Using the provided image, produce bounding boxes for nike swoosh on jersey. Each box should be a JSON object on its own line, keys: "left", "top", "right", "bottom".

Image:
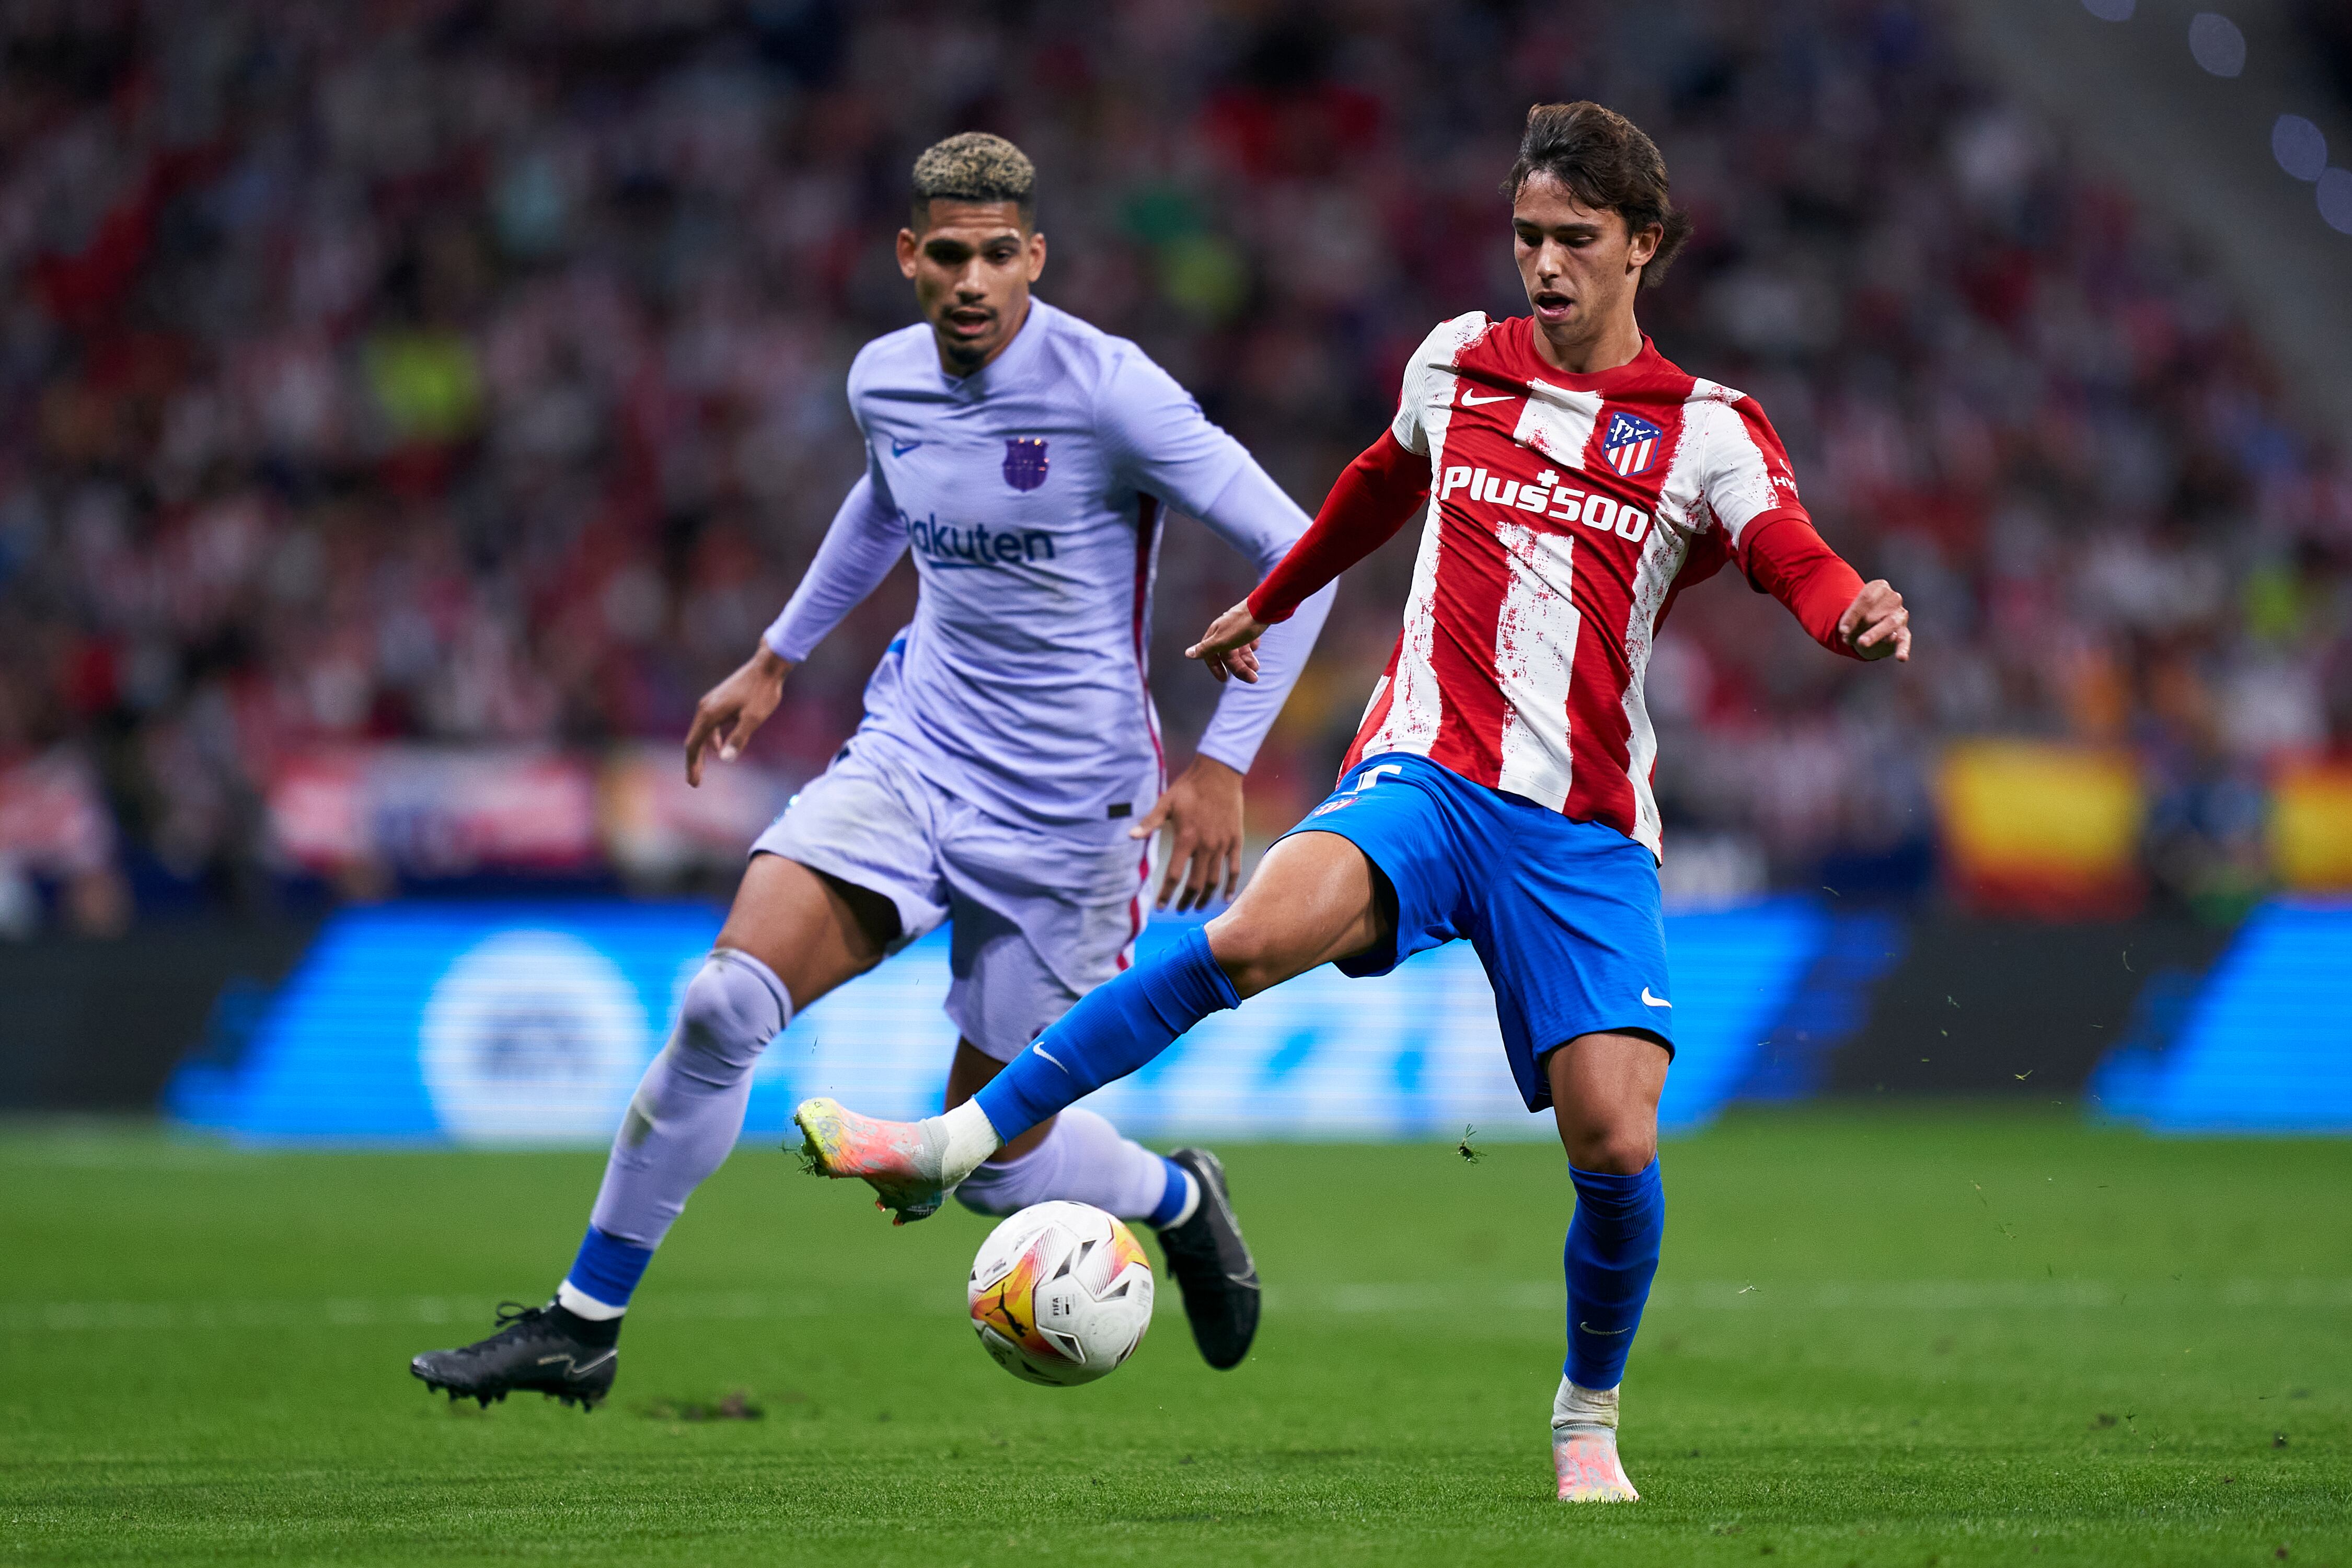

{"left": 1640, "top": 987, "right": 1672, "bottom": 1008}
{"left": 891, "top": 439, "right": 923, "bottom": 455}
{"left": 1458, "top": 389, "right": 1516, "bottom": 406}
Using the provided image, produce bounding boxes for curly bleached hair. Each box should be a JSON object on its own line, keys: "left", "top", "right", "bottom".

{"left": 911, "top": 133, "right": 1036, "bottom": 225}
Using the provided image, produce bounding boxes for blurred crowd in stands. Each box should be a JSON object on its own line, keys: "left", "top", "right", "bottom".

{"left": 2, "top": 0, "right": 2348, "bottom": 933}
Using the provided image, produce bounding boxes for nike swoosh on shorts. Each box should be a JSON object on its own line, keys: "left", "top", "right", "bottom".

{"left": 1641, "top": 988, "right": 1671, "bottom": 1008}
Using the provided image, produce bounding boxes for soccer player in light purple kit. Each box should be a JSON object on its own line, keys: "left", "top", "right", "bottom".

{"left": 410, "top": 134, "right": 1333, "bottom": 1408}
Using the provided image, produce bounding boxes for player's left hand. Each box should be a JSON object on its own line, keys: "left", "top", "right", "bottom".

{"left": 1133, "top": 754, "right": 1246, "bottom": 912}
{"left": 1838, "top": 580, "right": 1911, "bottom": 663}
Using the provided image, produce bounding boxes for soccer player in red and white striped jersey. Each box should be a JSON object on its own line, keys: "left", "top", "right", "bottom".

{"left": 1276, "top": 296, "right": 1850, "bottom": 856}
{"left": 794, "top": 102, "right": 1910, "bottom": 1501}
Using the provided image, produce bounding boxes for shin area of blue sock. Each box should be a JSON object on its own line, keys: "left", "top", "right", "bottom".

{"left": 1562, "top": 1159, "right": 1664, "bottom": 1390}
{"left": 975, "top": 925, "right": 1239, "bottom": 1140}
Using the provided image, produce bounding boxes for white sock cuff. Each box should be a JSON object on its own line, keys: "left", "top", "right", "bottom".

{"left": 1553, "top": 1375, "right": 1621, "bottom": 1432}
{"left": 937, "top": 1098, "right": 1002, "bottom": 1186}
{"left": 972, "top": 1109, "right": 1063, "bottom": 1170}
{"left": 556, "top": 1280, "right": 628, "bottom": 1320}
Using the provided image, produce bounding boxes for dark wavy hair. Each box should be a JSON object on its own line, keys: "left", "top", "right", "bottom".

{"left": 1503, "top": 102, "right": 1694, "bottom": 289}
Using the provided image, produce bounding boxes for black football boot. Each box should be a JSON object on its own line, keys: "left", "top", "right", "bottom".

{"left": 1152, "top": 1147, "right": 1261, "bottom": 1369}
{"left": 409, "top": 1301, "right": 618, "bottom": 1410}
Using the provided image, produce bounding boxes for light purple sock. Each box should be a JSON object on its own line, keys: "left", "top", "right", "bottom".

{"left": 586, "top": 949, "right": 790, "bottom": 1251}
{"left": 952, "top": 1106, "right": 1180, "bottom": 1224}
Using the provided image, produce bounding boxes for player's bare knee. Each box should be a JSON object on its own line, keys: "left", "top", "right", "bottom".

{"left": 1557, "top": 1117, "right": 1655, "bottom": 1175}
{"left": 1600, "top": 1132, "right": 1658, "bottom": 1175}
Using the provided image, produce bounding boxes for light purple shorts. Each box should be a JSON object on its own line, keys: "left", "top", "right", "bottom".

{"left": 751, "top": 733, "right": 1152, "bottom": 1061}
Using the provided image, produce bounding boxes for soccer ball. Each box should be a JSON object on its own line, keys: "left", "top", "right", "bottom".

{"left": 967, "top": 1201, "right": 1155, "bottom": 1386}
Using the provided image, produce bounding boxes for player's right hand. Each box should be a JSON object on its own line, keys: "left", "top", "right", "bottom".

{"left": 685, "top": 645, "right": 794, "bottom": 787}
{"left": 1186, "top": 600, "right": 1270, "bottom": 684}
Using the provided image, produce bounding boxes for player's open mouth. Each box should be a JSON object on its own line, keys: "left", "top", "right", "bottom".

{"left": 946, "top": 308, "right": 995, "bottom": 335}
{"left": 1532, "top": 291, "right": 1575, "bottom": 321}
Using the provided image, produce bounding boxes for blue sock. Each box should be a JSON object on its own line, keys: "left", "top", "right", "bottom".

{"left": 976, "top": 925, "right": 1240, "bottom": 1140}
{"left": 1145, "top": 1153, "right": 1193, "bottom": 1228}
{"left": 1562, "top": 1159, "right": 1664, "bottom": 1390}
{"left": 564, "top": 1225, "right": 654, "bottom": 1312}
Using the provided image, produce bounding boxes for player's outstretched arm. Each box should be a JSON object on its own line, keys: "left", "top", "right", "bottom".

{"left": 684, "top": 643, "right": 794, "bottom": 787}
{"left": 1186, "top": 428, "right": 1432, "bottom": 684}
{"left": 697, "top": 471, "right": 906, "bottom": 787}
{"left": 1183, "top": 460, "right": 1338, "bottom": 696}
{"left": 1147, "top": 434, "right": 1429, "bottom": 907}
{"left": 1233, "top": 431, "right": 1432, "bottom": 642}
{"left": 1740, "top": 513, "right": 1912, "bottom": 665}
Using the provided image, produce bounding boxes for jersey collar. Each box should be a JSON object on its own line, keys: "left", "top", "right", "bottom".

{"left": 1511, "top": 317, "right": 1664, "bottom": 394}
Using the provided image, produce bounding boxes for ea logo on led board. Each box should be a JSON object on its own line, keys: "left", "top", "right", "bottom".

{"left": 419, "top": 930, "right": 650, "bottom": 1144}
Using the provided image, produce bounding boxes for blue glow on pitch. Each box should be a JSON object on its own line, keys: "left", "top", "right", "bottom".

{"left": 2090, "top": 900, "right": 2352, "bottom": 1134}
{"left": 171, "top": 897, "right": 1832, "bottom": 1145}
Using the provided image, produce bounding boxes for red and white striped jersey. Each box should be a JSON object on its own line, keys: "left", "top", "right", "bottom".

{"left": 1341, "top": 313, "right": 1813, "bottom": 858}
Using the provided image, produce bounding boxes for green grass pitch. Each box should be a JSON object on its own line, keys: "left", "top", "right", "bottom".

{"left": 3, "top": 1109, "right": 2346, "bottom": 1566}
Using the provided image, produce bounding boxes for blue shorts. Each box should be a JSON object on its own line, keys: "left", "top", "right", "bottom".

{"left": 1281, "top": 752, "right": 1673, "bottom": 1113}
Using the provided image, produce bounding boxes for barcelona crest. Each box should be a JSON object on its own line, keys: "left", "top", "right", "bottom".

{"left": 1002, "top": 437, "right": 1050, "bottom": 492}
{"left": 1601, "top": 411, "right": 1663, "bottom": 477}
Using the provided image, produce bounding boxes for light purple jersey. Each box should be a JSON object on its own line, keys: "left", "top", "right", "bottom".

{"left": 765, "top": 299, "right": 1335, "bottom": 830}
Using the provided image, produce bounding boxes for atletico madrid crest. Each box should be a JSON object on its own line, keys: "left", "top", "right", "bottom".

{"left": 1002, "top": 438, "right": 1050, "bottom": 491}
{"left": 1601, "top": 411, "right": 1662, "bottom": 477}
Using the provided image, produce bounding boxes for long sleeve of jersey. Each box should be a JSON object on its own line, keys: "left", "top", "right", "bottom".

{"left": 1186, "top": 462, "right": 1337, "bottom": 774}
{"left": 1687, "top": 389, "right": 1866, "bottom": 660}
{"left": 762, "top": 469, "right": 908, "bottom": 663}
{"left": 1247, "top": 431, "right": 1432, "bottom": 624}
{"left": 1097, "top": 350, "right": 1336, "bottom": 776}
{"left": 1738, "top": 512, "right": 1867, "bottom": 658}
